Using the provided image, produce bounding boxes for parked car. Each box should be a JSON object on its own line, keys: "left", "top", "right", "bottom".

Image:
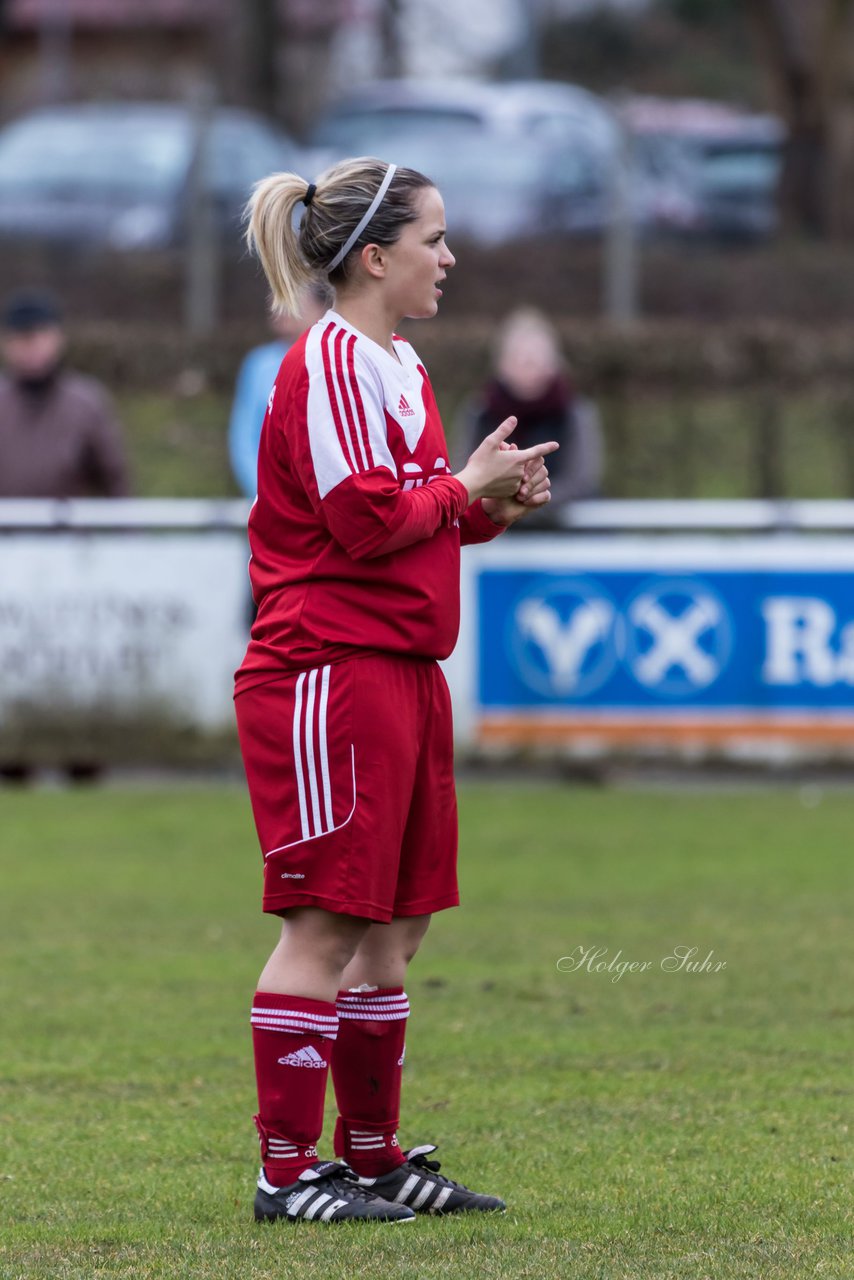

{"left": 357, "top": 130, "right": 615, "bottom": 244}
{"left": 622, "top": 96, "right": 785, "bottom": 241}
{"left": 311, "top": 77, "right": 621, "bottom": 156}
{"left": 310, "top": 78, "right": 648, "bottom": 244}
{"left": 0, "top": 102, "right": 305, "bottom": 252}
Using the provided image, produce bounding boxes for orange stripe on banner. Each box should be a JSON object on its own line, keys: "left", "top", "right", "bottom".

{"left": 477, "top": 717, "right": 854, "bottom": 746}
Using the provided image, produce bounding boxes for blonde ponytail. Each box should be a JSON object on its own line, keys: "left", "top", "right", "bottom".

{"left": 245, "top": 172, "right": 314, "bottom": 316}
{"left": 245, "top": 158, "right": 435, "bottom": 308}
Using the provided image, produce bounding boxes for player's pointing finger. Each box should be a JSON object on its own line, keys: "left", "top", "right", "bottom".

{"left": 517, "top": 441, "right": 560, "bottom": 462}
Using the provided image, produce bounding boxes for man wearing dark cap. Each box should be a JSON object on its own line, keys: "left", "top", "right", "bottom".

{"left": 0, "top": 290, "right": 129, "bottom": 497}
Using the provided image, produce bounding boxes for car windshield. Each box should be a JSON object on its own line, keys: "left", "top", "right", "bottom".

{"left": 387, "top": 136, "right": 603, "bottom": 202}
{"left": 0, "top": 115, "right": 192, "bottom": 197}
{"left": 398, "top": 139, "right": 545, "bottom": 188}
{"left": 312, "top": 107, "right": 487, "bottom": 153}
{"left": 697, "top": 145, "right": 781, "bottom": 193}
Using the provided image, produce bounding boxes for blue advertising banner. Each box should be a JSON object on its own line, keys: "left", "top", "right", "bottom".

{"left": 479, "top": 569, "right": 854, "bottom": 710}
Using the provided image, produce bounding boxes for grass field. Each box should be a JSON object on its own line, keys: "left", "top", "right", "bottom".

{"left": 117, "top": 388, "right": 854, "bottom": 504}
{"left": 1, "top": 781, "right": 852, "bottom": 1279}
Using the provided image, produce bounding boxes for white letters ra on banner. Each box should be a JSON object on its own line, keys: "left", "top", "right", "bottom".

{"left": 761, "top": 597, "right": 854, "bottom": 686}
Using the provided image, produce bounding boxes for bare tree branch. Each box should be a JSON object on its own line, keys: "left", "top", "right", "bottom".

{"left": 747, "top": 0, "right": 854, "bottom": 235}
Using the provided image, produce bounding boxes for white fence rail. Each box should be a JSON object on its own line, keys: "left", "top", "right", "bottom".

{"left": 6, "top": 497, "right": 854, "bottom": 532}
{"left": 4, "top": 500, "right": 854, "bottom": 764}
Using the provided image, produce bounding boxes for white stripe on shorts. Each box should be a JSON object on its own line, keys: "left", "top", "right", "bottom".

{"left": 318, "top": 664, "right": 334, "bottom": 831}
{"left": 292, "top": 672, "right": 310, "bottom": 840}
{"left": 304, "top": 668, "right": 323, "bottom": 837}
{"left": 263, "top": 662, "right": 357, "bottom": 857}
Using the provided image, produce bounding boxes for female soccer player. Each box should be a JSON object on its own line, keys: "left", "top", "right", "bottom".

{"left": 234, "top": 157, "right": 557, "bottom": 1224}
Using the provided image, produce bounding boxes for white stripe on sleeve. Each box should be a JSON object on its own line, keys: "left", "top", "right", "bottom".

{"left": 306, "top": 321, "right": 397, "bottom": 500}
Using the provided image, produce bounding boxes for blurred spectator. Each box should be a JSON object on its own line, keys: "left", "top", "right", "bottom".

{"left": 0, "top": 291, "right": 129, "bottom": 498}
{"left": 229, "top": 281, "right": 331, "bottom": 498}
{"left": 456, "top": 308, "right": 603, "bottom": 521}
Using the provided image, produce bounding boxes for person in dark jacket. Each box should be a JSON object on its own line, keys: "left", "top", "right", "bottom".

{"left": 0, "top": 290, "right": 129, "bottom": 498}
{"left": 456, "top": 307, "right": 602, "bottom": 523}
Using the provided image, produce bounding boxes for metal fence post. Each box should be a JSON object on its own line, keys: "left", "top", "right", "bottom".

{"left": 185, "top": 79, "right": 220, "bottom": 338}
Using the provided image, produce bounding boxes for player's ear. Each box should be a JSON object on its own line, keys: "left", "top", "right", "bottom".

{"left": 360, "top": 242, "right": 387, "bottom": 280}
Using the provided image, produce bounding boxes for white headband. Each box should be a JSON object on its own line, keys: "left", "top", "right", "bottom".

{"left": 327, "top": 163, "right": 398, "bottom": 272}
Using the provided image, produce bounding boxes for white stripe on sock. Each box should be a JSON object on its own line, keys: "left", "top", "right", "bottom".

{"left": 252, "top": 1007, "right": 338, "bottom": 1025}
{"left": 337, "top": 996, "right": 409, "bottom": 1005}
{"left": 250, "top": 1018, "right": 338, "bottom": 1039}
{"left": 337, "top": 993, "right": 410, "bottom": 1005}
{"left": 337, "top": 997, "right": 409, "bottom": 1010}
{"left": 336, "top": 1011, "right": 408, "bottom": 1022}
{"left": 251, "top": 1009, "right": 338, "bottom": 1033}
{"left": 337, "top": 998, "right": 409, "bottom": 1009}
{"left": 251, "top": 1018, "right": 338, "bottom": 1039}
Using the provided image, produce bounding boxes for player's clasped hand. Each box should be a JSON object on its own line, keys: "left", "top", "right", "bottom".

{"left": 518, "top": 457, "right": 551, "bottom": 506}
{"left": 456, "top": 416, "right": 559, "bottom": 522}
{"left": 497, "top": 438, "right": 551, "bottom": 506}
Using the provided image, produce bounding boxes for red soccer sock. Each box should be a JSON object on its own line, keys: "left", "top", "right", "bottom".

{"left": 250, "top": 990, "right": 338, "bottom": 1185}
{"left": 331, "top": 986, "right": 410, "bottom": 1176}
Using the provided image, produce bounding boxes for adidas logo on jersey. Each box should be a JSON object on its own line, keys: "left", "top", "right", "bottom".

{"left": 398, "top": 394, "right": 415, "bottom": 417}
{"left": 278, "top": 1046, "right": 328, "bottom": 1069}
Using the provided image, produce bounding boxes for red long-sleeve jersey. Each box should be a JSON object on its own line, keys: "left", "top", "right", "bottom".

{"left": 234, "top": 310, "right": 503, "bottom": 693}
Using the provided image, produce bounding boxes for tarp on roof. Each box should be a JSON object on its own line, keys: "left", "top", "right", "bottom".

{"left": 5, "top": 0, "right": 227, "bottom": 28}
{"left": 4, "top": 0, "right": 352, "bottom": 31}
{"left": 621, "top": 96, "right": 783, "bottom": 143}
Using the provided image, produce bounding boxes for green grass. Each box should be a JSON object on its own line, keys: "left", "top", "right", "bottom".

{"left": 117, "top": 388, "right": 854, "bottom": 502}
{"left": 1, "top": 783, "right": 852, "bottom": 1278}
{"left": 117, "top": 392, "right": 239, "bottom": 499}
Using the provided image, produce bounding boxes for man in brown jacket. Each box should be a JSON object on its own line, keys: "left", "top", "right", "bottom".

{"left": 0, "top": 291, "right": 129, "bottom": 498}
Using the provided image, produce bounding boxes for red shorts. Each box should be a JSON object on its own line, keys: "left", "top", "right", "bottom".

{"left": 234, "top": 653, "right": 459, "bottom": 923}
